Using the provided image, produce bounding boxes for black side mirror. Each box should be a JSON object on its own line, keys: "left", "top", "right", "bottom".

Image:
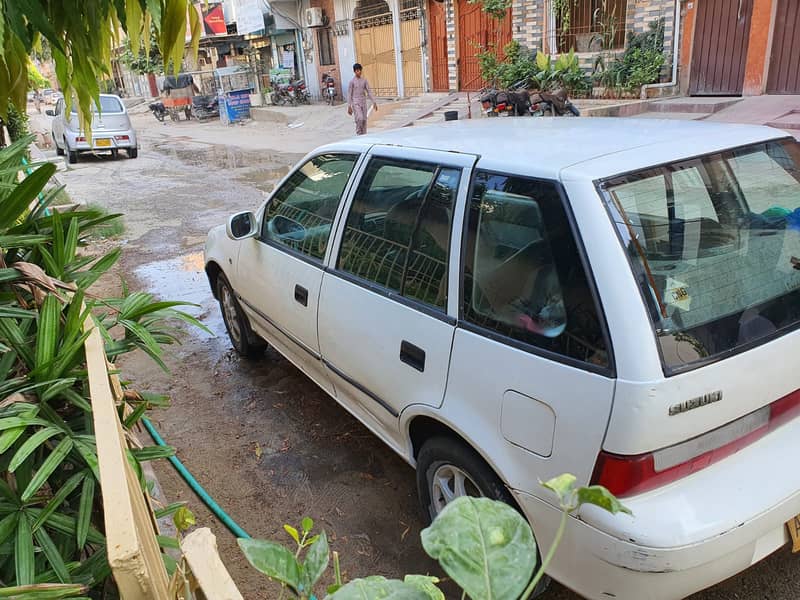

{"left": 227, "top": 211, "right": 258, "bottom": 240}
{"left": 45, "top": 109, "right": 55, "bottom": 117}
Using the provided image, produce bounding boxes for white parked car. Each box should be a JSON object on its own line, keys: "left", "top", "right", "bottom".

{"left": 204, "top": 118, "right": 800, "bottom": 600}
{"left": 48, "top": 94, "right": 138, "bottom": 164}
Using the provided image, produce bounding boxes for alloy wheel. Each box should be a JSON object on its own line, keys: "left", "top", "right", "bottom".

{"left": 430, "top": 464, "right": 483, "bottom": 516}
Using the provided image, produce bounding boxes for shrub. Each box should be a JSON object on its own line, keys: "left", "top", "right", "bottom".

{"left": 594, "top": 18, "right": 666, "bottom": 94}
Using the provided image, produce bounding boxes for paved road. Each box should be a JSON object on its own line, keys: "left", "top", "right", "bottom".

{"left": 31, "top": 107, "right": 800, "bottom": 599}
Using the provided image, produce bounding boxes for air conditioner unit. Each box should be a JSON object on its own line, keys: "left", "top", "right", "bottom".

{"left": 305, "top": 7, "right": 324, "bottom": 27}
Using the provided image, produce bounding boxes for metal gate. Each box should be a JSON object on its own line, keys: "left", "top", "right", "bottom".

{"left": 400, "top": 3, "right": 424, "bottom": 96}
{"left": 767, "top": 0, "right": 800, "bottom": 94}
{"left": 428, "top": 0, "right": 449, "bottom": 91}
{"left": 457, "top": 0, "right": 511, "bottom": 91}
{"left": 354, "top": 11, "right": 398, "bottom": 96}
{"left": 689, "top": 0, "right": 753, "bottom": 95}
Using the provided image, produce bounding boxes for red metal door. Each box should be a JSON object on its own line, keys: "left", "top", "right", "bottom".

{"left": 767, "top": 0, "right": 800, "bottom": 94}
{"left": 689, "top": 0, "right": 753, "bottom": 95}
{"left": 428, "top": 0, "right": 449, "bottom": 91}
{"left": 456, "top": 0, "right": 511, "bottom": 91}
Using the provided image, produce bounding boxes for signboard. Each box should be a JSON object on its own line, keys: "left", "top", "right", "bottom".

{"left": 199, "top": 2, "right": 228, "bottom": 36}
{"left": 232, "top": 0, "right": 265, "bottom": 35}
{"left": 220, "top": 90, "right": 252, "bottom": 124}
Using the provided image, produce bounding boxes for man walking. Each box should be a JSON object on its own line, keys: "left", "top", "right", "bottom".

{"left": 347, "top": 63, "right": 378, "bottom": 135}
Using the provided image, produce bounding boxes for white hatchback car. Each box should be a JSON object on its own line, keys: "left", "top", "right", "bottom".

{"left": 204, "top": 118, "right": 800, "bottom": 600}
{"left": 49, "top": 94, "right": 138, "bottom": 164}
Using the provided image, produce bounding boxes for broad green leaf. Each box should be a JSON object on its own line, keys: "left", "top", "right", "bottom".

{"left": 34, "top": 526, "right": 71, "bottom": 583}
{"left": 576, "top": 485, "right": 632, "bottom": 516}
{"left": 9, "top": 427, "right": 61, "bottom": 472}
{"left": 541, "top": 474, "right": 578, "bottom": 506}
{"left": 301, "top": 516, "right": 314, "bottom": 533}
{"left": 157, "top": 535, "right": 180, "bottom": 550}
{"left": 535, "top": 50, "right": 550, "bottom": 72}
{"left": 302, "top": 530, "right": 329, "bottom": 591}
{"left": 326, "top": 577, "right": 429, "bottom": 600}
{"left": 283, "top": 524, "right": 300, "bottom": 544}
{"left": 0, "top": 426, "right": 27, "bottom": 454}
{"left": 0, "top": 163, "right": 55, "bottom": 229}
{"left": 0, "top": 306, "right": 37, "bottom": 319}
{"left": 16, "top": 510, "right": 35, "bottom": 585}
{"left": 27, "top": 508, "right": 104, "bottom": 545}
{"left": 21, "top": 437, "right": 74, "bottom": 502}
{"left": 238, "top": 538, "right": 301, "bottom": 592}
{"left": 76, "top": 476, "right": 95, "bottom": 548}
{"left": 35, "top": 295, "right": 62, "bottom": 373}
{"left": 420, "top": 497, "right": 537, "bottom": 600}
{"left": 403, "top": 575, "right": 444, "bottom": 600}
{"left": 73, "top": 440, "right": 100, "bottom": 482}
{"left": 172, "top": 506, "right": 195, "bottom": 532}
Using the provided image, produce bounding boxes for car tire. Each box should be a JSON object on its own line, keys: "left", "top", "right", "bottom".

{"left": 127, "top": 148, "right": 138, "bottom": 159}
{"left": 66, "top": 142, "right": 78, "bottom": 164}
{"left": 416, "top": 436, "right": 551, "bottom": 597}
{"left": 216, "top": 273, "right": 266, "bottom": 358}
{"left": 55, "top": 135, "right": 64, "bottom": 156}
{"left": 111, "top": 149, "right": 119, "bottom": 159}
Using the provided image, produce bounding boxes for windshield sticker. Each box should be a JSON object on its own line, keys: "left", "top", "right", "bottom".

{"left": 665, "top": 278, "right": 691, "bottom": 311}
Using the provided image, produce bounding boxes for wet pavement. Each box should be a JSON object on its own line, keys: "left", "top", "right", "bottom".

{"left": 32, "top": 109, "right": 800, "bottom": 599}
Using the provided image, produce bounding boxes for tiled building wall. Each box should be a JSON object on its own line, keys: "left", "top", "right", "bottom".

{"left": 446, "top": 0, "right": 458, "bottom": 90}
{"left": 512, "top": 0, "right": 544, "bottom": 52}
{"left": 629, "top": 0, "right": 677, "bottom": 73}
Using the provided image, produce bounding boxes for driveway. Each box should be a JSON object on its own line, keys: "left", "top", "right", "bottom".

{"left": 28, "top": 106, "right": 800, "bottom": 599}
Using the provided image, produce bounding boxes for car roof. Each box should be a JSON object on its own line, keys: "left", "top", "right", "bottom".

{"left": 345, "top": 118, "right": 783, "bottom": 180}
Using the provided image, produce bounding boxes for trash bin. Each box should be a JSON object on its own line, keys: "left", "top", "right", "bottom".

{"left": 444, "top": 110, "right": 458, "bottom": 121}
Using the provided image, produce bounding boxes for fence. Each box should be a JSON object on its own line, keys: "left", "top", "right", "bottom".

{"left": 83, "top": 306, "right": 244, "bottom": 599}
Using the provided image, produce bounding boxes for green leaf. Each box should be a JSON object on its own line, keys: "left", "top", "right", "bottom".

{"left": 541, "top": 473, "right": 578, "bottom": 506}
{"left": 0, "top": 416, "right": 51, "bottom": 432}
{"left": 535, "top": 50, "right": 550, "bottom": 72}
{"left": 21, "top": 437, "right": 74, "bottom": 502}
{"left": 76, "top": 476, "right": 95, "bottom": 548}
{"left": 283, "top": 523, "right": 300, "bottom": 544}
{"left": 172, "top": 506, "right": 195, "bottom": 532}
{"left": 9, "top": 427, "right": 62, "bottom": 472}
{"left": 576, "top": 485, "right": 632, "bottom": 516}
{"left": 0, "top": 162, "right": 56, "bottom": 229}
{"left": 156, "top": 534, "right": 180, "bottom": 549}
{"left": 27, "top": 508, "right": 104, "bottom": 545}
{"left": 302, "top": 530, "right": 329, "bottom": 591}
{"left": 154, "top": 501, "right": 187, "bottom": 519}
{"left": 32, "top": 471, "right": 86, "bottom": 532}
{"left": 73, "top": 440, "right": 99, "bottom": 482}
{"left": 326, "top": 577, "right": 429, "bottom": 600}
{"left": 237, "top": 538, "right": 302, "bottom": 592}
{"left": 0, "top": 512, "right": 19, "bottom": 547}
{"left": 0, "top": 426, "right": 28, "bottom": 454}
{"left": 122, "top": 402, "right": 147, "bottom": 429}
{"left": 403, "top": 575, "right": 444, "bottom": 600}
{"left": 0, "top": 583, "right": 88, "bottom": 598}
{"left": 34, "top": 526, "right": 71, "bottom": 583}
{"left": 0, "top": 306, "right": 37, "bottom": 319}
{"left": 131, "top": 445, "right": 175, "bottom": 462}
{"left": 420, "top": 497, "right": 537, "bottom": 600}
{"left": 16, "top": 510, "right": 35, "bottom": 585}
{"left": 35, "top": 294, "right": 62, "bottom": 373}
{"left": 301, "top": 516, "right": 314, "bottom": 534}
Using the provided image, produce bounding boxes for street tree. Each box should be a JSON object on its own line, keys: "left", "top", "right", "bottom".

{"left": 0, "top": 0, "right": 201, "bottom": 125}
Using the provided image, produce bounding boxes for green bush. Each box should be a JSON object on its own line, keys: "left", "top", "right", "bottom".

{"left": 594, "top": 18, "right": 666, "bottom": 93}
{"left": 478, "top": 42, "right": 591, "bottom": 95}
{"left": 1, "top": 105, "right": 30, "bottom": 144}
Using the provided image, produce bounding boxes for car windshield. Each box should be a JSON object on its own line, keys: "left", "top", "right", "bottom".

{"left": 602, "top": 138, "right": 800, "bottom": 373}
{"left": 70, "top": 96, "right": 123, "bottom": 114}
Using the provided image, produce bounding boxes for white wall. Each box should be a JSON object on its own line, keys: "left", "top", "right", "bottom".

{"left": 334, "top": 0, "right": 357, "bottom": 99}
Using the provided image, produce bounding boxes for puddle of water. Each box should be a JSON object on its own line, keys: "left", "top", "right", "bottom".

{"left": 134, "top": 252, "right": 225, "bottom": 340}
{"left": 152, "top": 142, "right": 286, "bottom": 171}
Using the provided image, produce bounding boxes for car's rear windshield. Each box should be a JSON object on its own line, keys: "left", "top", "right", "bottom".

{"left": 602, "top": 138, "right": 800, "bottom": 373}
{"left": 70, "top": 96, "right": 123, "bottom": 114}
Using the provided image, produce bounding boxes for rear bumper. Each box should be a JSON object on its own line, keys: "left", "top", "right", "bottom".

{"left": 514, "top": 415, "right": 800, "bottom": 599}
{"left": 66, "top": 130, "right": 137, "bottom": 151}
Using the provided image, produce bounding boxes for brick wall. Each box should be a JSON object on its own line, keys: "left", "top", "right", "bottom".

{"left": 512, "top": 0, "right": 543, "bottom": 52}
{"left": 446, "top": 0, "right": 458, "bottom": 90}
{"left": 629, "top": 0, "right": 677, "bottom": 75}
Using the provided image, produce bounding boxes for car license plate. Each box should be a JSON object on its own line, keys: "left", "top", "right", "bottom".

{"left": 788, "top": 514, "right": 800, "bottom": 552}
{"left": 95, "top": 138, "right": 112, "bottom": 147}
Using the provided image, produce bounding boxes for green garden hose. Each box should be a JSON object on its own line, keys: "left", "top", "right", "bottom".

{"left": 141, "top": 416, "right": 251, "bottom": 539}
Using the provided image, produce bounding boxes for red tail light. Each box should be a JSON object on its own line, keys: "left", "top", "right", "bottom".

{"left": 76, "top": 136, "right": 86, "bottom": 142}
{"left": 496, "top": 103, "right": 507, "bottom": 111}
{"left": 288, "top": 86, "right": 294, "bottom": 91}
{"left": 114, "top": 135, "right": 129, "bottom": 141}
{"left": 592, "top": 389, "right": 800, "bottom": 497}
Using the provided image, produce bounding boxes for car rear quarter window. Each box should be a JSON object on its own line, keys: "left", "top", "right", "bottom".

{"left": 462, "top": 172, "right": 609, "bottom": 368}
{"left": 337, "top": 158, "right": 460, "bottom": 310}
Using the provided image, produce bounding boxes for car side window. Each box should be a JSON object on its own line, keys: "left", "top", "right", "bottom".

{"left": 261, "top": 153, "right": 358, "bottom": 261}
{"left": 462, "top": 172, "right": 609, "bottom": 367}
{"left": 55, "top": 99, "right": 63, "bottom": 116}
{"left": 337, "top": 158, "right": 460, "bottom": 310}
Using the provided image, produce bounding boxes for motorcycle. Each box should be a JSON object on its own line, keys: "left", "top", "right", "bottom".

{"left": 321, "top": 71, "right": 337, "bottom": 105}
{"left": 191, "top": 94, "right": 220, "bottom": 120}
{"left": 480, "top": 84, "right": 580, "bottom": 118}
{"left": 270, "top": 80, "right": 295, "bottom": 106}
{"left": 478, "top": 87, "right": 529, "bottom": 117}
{"left": 148, "top": 101, "right": 168, "bottom": 122}
{"left": 292, "top": 80, "right": 310, "bottom": 104}
{"left": 529, "top": 88, "right": 581, "bottom": 117}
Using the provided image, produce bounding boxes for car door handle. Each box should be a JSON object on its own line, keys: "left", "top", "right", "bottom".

{"left": 400, "top": 341, "right": 425, "bottom": 373}
{"left": 294, "top": 284, "right": 308, "bottom": 306}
